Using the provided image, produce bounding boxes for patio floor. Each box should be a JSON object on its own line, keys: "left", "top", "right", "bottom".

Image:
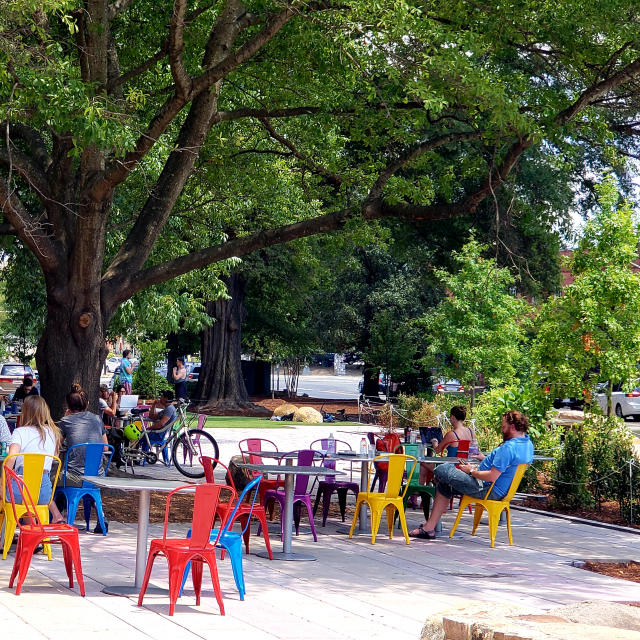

{"left": 3, "top": 423, "right": 640, "bottom": 639}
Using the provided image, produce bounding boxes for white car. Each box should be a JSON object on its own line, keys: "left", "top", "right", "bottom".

{"left": 596, "top": 382, "right": 640, "bottom": 420}
{"left": 105, "top": 356, "right": 122, "bottom": 373}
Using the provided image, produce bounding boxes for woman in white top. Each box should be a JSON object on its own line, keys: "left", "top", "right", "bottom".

{"left": 5, "top": 395, "right": 65, "bottom": 522}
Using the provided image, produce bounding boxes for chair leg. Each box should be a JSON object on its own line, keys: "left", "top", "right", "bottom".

{"left": 385, "top": 504, "right": 395, "bottom": 539}
{"left": 224, "top": 538, "right": 245, "bottom": 600}
{"left": 13, "top": 536, "right": 38, "bottom": 595}
{"left": 82, "top": 494, "right": 94, "bottom": 531}
{"left": 137, "top": 551, "right": 158, "bottom": 607}
{"left": 397, "top": 504, "right": 411, "bottom": 545}
{"left": 348, "top": 497, "right": 363, "bottom": 537}
{"left": 472, "top": 504, "right": 484, "bottom": 535}
{"left": 252, "top": 510, "right": 273, "bottom": 559}
{"left": 422, "top": 493, "right": 432, "bottom": 521}
{"left": 169, "top": 558, "right": 190, "bottom": 615}
{"left": 505, "top": 506, "right": 513, "bottom": 545}
{"left": 302, "top": 497, "right": 317, "bottom": 542}
{"left": 336, "top": 488, "right": 349, "bottom": 522}
{"left": 66, "top": 494, "right": 81, "bottom": 527}
{"left": 487, "top": 511, "right": 499, "bottom": 548}
{"left": 61, "top": 539, "right": 74, "bottom": 588}
{"left": 203, "top": 556, "right": 225, "bottom": 616}
{"left": 2, "top": 513, "right": 17, "bottom": 559}
{"left": 370, "top": 505, "right": 383, "bottom": 545}
{"left": 191, "top": 559, "right": 203, "bottom": 606}
{"left": 448, "top": 499, "right": 468, "bottom": 538}
{"left": 321, "top": 486, "right": 333, "bottom": 526}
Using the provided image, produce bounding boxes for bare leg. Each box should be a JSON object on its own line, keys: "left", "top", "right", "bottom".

{"left": 410, "top": 491, "right": 449, "bottom": 535}
{"left": 49, "top": 501, "right": 65, "bottom": 524}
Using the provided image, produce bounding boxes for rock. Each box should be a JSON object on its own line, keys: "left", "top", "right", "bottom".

{"left": 421, "top": 601, "right": 640, "bottom": 640}
{"left": 292, "top": 406, "right": 324, "bottom": 423}
{"left": 273, "top": 402, "right": 298, "bottom": 417}
{"left": 548, "top": 601, "right": 640, "bottom": 632}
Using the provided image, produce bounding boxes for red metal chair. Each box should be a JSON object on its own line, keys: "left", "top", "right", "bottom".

{"left": 138, "top": 482, "right": 232, "bottom": 616}
{"left": 200, "top": 456, "right": 273, "bottom": 560}
{"left": 450, "top": 439, "right": 472, "bottom": 512}
{"left": 4, "top": 467, "right": 85, "bottom": 596}
{"left": 238, "top": 438, "right": 284, "bottom": 508}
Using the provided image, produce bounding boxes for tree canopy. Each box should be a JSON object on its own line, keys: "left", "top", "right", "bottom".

{"left": 3, "top": 0, "right": 640, "bottom": 415}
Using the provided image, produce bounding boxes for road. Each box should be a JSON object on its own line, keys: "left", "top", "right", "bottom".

{"left": 277, "top": 373, "right": 360, "bottom": 399}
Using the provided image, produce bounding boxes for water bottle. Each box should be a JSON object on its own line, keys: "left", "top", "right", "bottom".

{"left": 327, "top": 432, "right": 336, "bottom": 456}
{"left": 469, "top": 441, "right": 480, "bottom": 457}
{"left": 360, "top": 437, "right": 368, "bottom": 455}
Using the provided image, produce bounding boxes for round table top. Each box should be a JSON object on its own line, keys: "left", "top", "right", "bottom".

{"left": 237, "top": 463, "right": 344, "bottom": 476}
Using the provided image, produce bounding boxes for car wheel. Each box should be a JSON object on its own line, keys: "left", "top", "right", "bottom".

{"left": 615, "top": 404, "right": 624, "bottom": 419}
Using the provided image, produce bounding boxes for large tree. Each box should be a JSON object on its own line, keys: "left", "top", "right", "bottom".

{"left": 3, "top": 0, "right": 640, "bottom": 417}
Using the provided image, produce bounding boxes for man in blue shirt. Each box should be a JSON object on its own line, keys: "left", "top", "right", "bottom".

{"left": 409, "top": 410, "right": 534, "bottom": 540}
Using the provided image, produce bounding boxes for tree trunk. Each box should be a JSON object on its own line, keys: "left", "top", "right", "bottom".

{"left": 198, "top": 274, "right": 269, "bottom": 415}
{"left": 36, "top": 287, "right": 107, "bottom": 420}
{"left": 362, "top": 363, "right": 381, "bottom": 398}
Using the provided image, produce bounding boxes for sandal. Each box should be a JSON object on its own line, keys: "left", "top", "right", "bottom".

{"left": 409, "top": 525, "right": 436, "bottom": 540}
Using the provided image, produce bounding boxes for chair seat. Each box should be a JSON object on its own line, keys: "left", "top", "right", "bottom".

{"left": 314, "top": 479, "right": 360, "bottom": 525}
{"left": 151, "top": 538, "right": 216, "bottom": 552}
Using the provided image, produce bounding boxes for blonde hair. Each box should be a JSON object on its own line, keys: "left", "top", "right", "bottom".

{"left": 19, "top": 395, "right": 62, "bottom": 447}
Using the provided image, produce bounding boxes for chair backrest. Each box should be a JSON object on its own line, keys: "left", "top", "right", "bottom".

{"left": 484, "top": 464, "right": 528, "bottom": 502}
{"left": 1, "top": 453, "right": 61, "bottom": 507}
{"left": 368, "top": 453, "right": 417, "bottom": 498}
{"left": 401, "top": 444, "right": 421, "bottom": 479}
{"left": 456, "top": 440, "right": 470, "bottom": 458}
{"left": 3, "top": 467, "right": 46, "bottom": 534}
{"left": 278, "top": 449, "right": 318, "bottom": 494}
{"left": 197, "top": 414, "right": 207, "bottom": 430}
{"left": 366, "top": 432, "right": 376, "bottom": 445}
{"left": 162, "top": 483, "right": 235, "bottom": 548}
{"left": 199, "top": 456, "right": 239, "bottom": 493}
{"left": 63, "top": 442, "right": 114, "bottom": 488}
{"left": 309, "top": 439, "right": 352, "bottom": 474}
{"left": 220, "top": 476, "right": 261, "bottom": 538}
{"left": 239, "top": 438, "right": 278, "bottom": 477}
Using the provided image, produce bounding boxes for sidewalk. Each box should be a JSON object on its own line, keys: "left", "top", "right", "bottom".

{"left": 3, "top": 423, "right": 640, "bottom": 639}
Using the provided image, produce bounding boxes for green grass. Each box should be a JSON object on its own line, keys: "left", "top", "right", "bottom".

{"left": 187, "top": 415, "right": 355, "bottom": 429}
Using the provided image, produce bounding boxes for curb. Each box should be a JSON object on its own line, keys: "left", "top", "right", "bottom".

{"left": 512, "top": 504, "right": 640, "bottom": 535}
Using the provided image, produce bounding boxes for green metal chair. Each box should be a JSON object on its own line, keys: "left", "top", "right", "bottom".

{"left": 396, "top": 443, "right": 435, "bottom": 526}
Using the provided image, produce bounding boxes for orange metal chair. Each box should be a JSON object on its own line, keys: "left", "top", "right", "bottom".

{"left": 138, "top": 482, "right": 233, "bottom": 616}
{"left": 201, "top": 456, "right": 273, "bottom": 560}
{"left": 349, "top": 453, "right": 417, "bottom": 544}
{"left": 4, "top": 467, "right": 85, "bottom": 596}
{"left": 449, "top": 463, "right": 529, "bottom": 547}
{"left": 1, "top": 453, "right": 61, "bottom": 560}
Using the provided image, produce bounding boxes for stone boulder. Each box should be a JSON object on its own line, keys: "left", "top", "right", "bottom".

{"left": 273, "top": 402, "right": 298, "bottom": 417}
{"left": 420, "top": 601, "right": 640, "bottom": 640}
{"left": 292, "top": 406, "right": 324, "bottom": 423}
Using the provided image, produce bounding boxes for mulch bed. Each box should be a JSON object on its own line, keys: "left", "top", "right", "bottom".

{"left": 581, "top": 561, "right": 640, "bottom": 593}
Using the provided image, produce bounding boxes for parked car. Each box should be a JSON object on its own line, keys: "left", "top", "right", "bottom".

{"left": 186, "top": 363, "right": 201, "bottom": 381}
{"left": 0, "top": 362, "right": 35, "bottom": 393}
{"left": 105, "top": 356, "right": 121, "bottom": 373}
{"left": 595, "top": 382, "right": 640, "bottom": 420}
{"left": 433, "top": 378, "right": 465, "bottom": 393}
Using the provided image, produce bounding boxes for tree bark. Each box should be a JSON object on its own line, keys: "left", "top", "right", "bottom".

{"left": 36, "top": 283, "right": 107, "bottom": 420}
{"left": 197, "top": 274, "right": 269, "bottom": 415}
{"left": 361, "top": 363, "right": 381, "bottom": 398}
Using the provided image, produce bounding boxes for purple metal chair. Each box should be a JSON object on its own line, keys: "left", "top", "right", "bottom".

{"left": 310, "top": 439, "right": 360, "bottom": 526}
{"left": 263, "top": 449, "right": 319, "bottom": 542}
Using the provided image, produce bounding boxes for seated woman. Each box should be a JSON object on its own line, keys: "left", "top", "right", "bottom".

{"left": 420, "top": 405, "right": 475, "bottom": 484}
{"left": 5, "top": 395, "right": 65, "bottom": 523}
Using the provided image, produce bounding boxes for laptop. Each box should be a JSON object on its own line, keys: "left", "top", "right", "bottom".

{"left": 118, "top": 395, "right": 139, "bottom": 412}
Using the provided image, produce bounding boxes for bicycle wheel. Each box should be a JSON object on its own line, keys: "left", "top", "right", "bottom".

{"left": 172, "top": 429, "right": 219, "bottom": 478}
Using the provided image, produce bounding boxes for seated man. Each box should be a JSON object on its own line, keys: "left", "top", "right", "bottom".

{"left": 409, "top": 410, "right": 534, "bottom": 540}
{"left": 147, "top": 389, "right": 177, "bottom": 431}
{"left": 13, "top": 376, "right": 39, "bottom": 402}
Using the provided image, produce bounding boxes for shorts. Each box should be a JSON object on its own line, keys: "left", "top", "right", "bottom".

{"left": 5, "top": 471, "right": 52, "bottom": 505}
{"left": 434, "top": 463, "right": 502, "bottom": 501}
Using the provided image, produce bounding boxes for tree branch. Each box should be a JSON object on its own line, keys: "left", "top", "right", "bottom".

{"left": 365, "top": 130, "right": 484, "bottom": 204}
{"left": 168, "top": 0, "right": 191, "bottom": 98}
{"left": 259, "top": 117, "right": 343, "bottom": 186}
{"left": 0, "top": 147, "right": 51, "bottom": 203}
{"left": 108, "top": 0, "right": 137, "bottom": 20}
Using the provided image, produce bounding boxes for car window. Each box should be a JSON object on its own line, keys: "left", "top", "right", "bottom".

{"left": 1, "top": 365, "right": 26, "bottom": 376}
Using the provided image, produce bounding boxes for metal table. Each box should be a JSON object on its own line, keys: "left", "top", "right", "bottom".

{"left": 238, "top": 461, "right": 343, "bottom": 561}
{"left": 83, "top": 475, "right": 192, "bottom": 596}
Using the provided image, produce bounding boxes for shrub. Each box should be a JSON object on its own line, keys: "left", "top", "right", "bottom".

{"left": 551, "top": 425, "right": 593, "bottom": 509}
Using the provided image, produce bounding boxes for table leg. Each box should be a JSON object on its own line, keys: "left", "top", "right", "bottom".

{"left": 102, "top": 489, "right": 167, "bottom": 596}
{"left": 358, "top": 459, "right": 369, "bottom": 532}
{"left": 257, "top": 461, "right": 315, "bottom": 561}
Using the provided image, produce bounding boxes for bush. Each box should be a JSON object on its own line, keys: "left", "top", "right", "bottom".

{"left": 133, "top": 340, "right": 172, "bottom": 399}
{"left": 551, "top": 425, "right": 593, "bottom": 509}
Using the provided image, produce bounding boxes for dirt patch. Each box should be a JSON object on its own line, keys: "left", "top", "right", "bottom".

{"left": 581, "top": 560, "right": 640, "bottom": 587}
{"left": 521, "top": 498, "right": 640, "bottom": 530}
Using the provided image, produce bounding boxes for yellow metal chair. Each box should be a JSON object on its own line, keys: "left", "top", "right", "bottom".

{"left": 448, "top": 463, "right": 528, "bottom": 548}
{"left": 1, "top": 453, "right": 61, "bottom": 560}
{"left": 348, "top": 453, "right": 417, "bottom": 544}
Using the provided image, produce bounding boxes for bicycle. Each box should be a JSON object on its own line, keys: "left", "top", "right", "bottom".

{"left": 119, "top": 399, "right": 219, "bottom": 479}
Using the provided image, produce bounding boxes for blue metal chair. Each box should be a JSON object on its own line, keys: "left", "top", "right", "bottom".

{"left": 54, "top": 442, "right": 114, "bottom": 535}
{"left": 180, "top": 475, "right": 261, "bottom": 600}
